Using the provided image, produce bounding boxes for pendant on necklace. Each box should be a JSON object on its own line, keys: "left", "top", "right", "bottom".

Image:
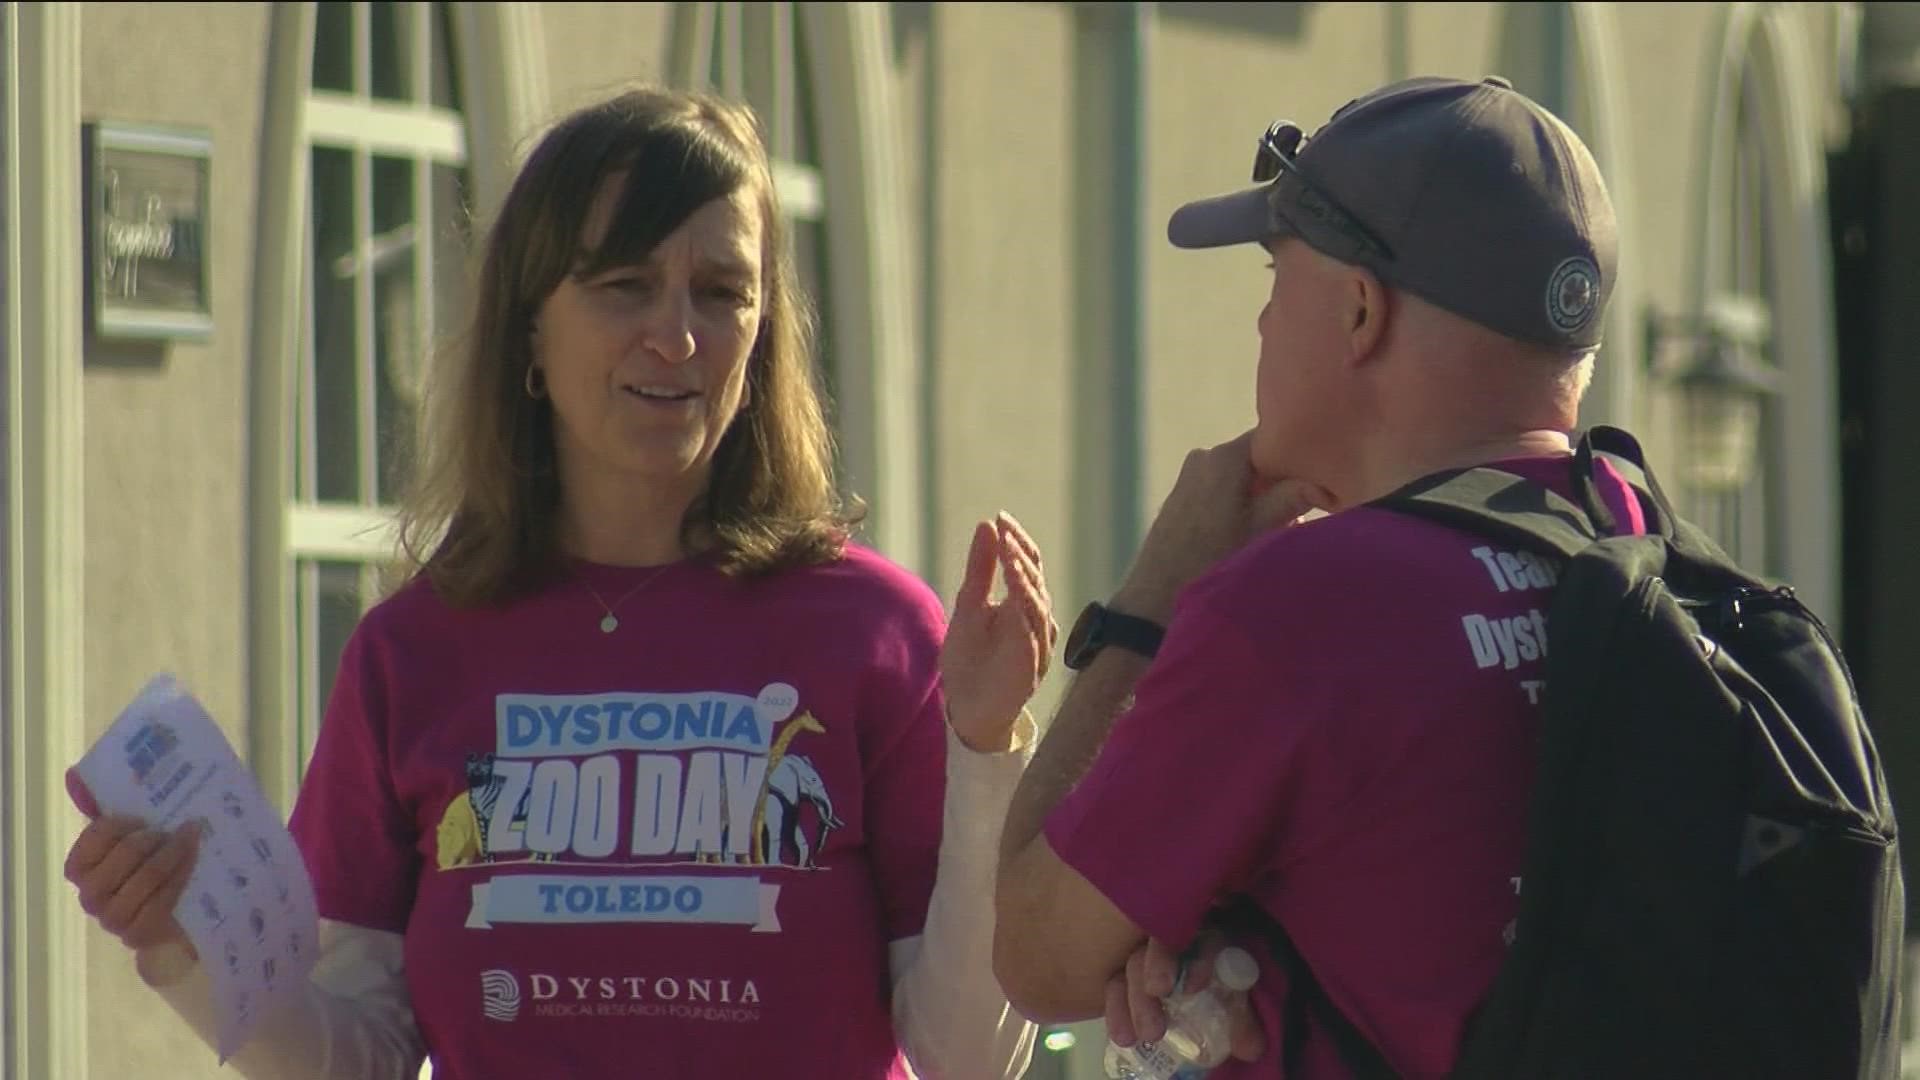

{"left": 600, "top": 614, "right": 619, "bottom": 634}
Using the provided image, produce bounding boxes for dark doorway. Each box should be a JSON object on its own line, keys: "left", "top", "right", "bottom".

{"left": 1829, "top": 84, "right": 1920, "bottom": 921}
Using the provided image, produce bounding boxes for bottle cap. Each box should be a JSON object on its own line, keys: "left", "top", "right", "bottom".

{"left": 1213, "top": 947, "right": 1260, "bottom": 992}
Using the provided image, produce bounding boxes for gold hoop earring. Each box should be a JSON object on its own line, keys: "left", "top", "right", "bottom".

{"left": 524, "top": 363, "right": 546, "bottom": 400}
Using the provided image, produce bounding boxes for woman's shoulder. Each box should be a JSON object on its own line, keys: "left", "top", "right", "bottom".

{"left": 770, "top": 541, "right": 948, "bottom": 631}
{"left": 363, "top": 570, "right": 443, "bottom": 619}
{"left": 827, "top": 541, "right": 940, "bottom": 595}
{"left": 346, "top": 570, "right": 473, "bottom": 650}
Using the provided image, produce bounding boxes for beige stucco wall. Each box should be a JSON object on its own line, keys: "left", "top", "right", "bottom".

{"left": 77, "top": 3, "right": 270, "bottom": 1073}
{"left": 920, "top": 1, "right": 1078, "bottom": 714}
{"left": 1143, "top": 3, "right": 1398, "bottom": 515}
{"left": 922, "top": 0, "right": 1078, "bottom": 580}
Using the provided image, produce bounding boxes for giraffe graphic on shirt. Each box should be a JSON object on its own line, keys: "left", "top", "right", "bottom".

{"left": 752, "top": 711, "right": 826, "bottom": 865}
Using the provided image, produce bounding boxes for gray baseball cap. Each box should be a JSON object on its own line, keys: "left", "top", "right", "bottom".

{"left": 1168, "top": 75, "right": 1616, "bottom": 351}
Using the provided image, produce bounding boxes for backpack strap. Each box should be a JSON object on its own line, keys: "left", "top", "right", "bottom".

{"left": 1212, "top": 896, "right": 1401, "bottom": 1080}
{"left": 1371, "top": 465, "right": 1598, "bottom": 561}
{"left": 1370, "top": 426, "right": 1675, "bottom": 557}
{"left": 1574, "top": 425, "right": 1678, "bottom": 541}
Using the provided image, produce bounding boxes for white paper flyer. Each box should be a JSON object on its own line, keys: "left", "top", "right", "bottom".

{"left": 74, "top": 674, "right": 319, "bottom": 1061}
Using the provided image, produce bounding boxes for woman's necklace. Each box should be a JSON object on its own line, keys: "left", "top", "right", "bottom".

{"left": 580, "top": 566, "right": 672, "bottom": 634}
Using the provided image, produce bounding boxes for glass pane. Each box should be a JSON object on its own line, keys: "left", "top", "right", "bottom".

{"left": 432, "top": 162, "right": 472, "bottom": 332}
{"left": 310, "top": 146, "right": 361, "bottom": 503}
{"left": 1749, "top": 398, "right": 1787, "bottom": 577}
{"left": 370, "top": 1, "right": 406, "bottom": 102}
{"left": 713, "top": 4, "right": 743, "bottom": 100}
{"left": 1735, "top": 491, "right": 1766, "bottom": 570}
{"left": 792, "top": 217, "right": 835, "bottom": 413}
{"left": 297, "top": 559, "right": 368, "bottom": 770}
{"left": 792, "top": 10, "right": 822, "bottom": 169}
{"left": 432, "top": 163, "right": 471, "bottom": 259}
{"left": 431, "top": 1, "right": 461, "bottom": 111}
{"left": 741, "top": 4, "right": 784, "bottom": 158}
{"left": 296, "top": 248, "right": 315, "bottom": 504}
{"left": 771, "top": 3, "right": 799, "bottom": 161}
{"left": 1734, "top": 73, "right": 1776, "bottom": 299}
{"left": 373, "top": 156, "right": 419, "bottom": 504}
{"left": 313, "top": 1, "right": 354, "bottom": 93}
{"left": 785, "top": 13, "right": 835, "bottom": 443}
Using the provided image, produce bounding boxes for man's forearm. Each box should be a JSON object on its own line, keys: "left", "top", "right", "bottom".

{"left": 999, "top": 646, "right": 1155, "bottom": 863}
{"left": 993, "top": 591, "right": 1167, "bottom": 1020}
{"left": 993, "top": 639, "right": 1160, "bottom": 1022}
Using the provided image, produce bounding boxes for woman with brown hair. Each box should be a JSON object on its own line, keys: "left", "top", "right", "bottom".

{"left": 65, "top": 86, "right": 1049, "bottom": 1079}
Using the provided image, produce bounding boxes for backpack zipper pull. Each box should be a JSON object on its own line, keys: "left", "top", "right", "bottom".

{"left": 1721, "top": 591, "right": 1748, "bottom": 633}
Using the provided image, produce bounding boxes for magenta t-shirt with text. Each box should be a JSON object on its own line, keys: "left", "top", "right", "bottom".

{"left": 1046, "top": 456, "right": 1647, "bottom": 1078}
{"left": 289, "top": 544, "right": 947, "bottom": 1078}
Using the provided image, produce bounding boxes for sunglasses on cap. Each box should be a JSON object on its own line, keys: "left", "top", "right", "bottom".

{"left": 1254, "top": 120, "right": 1396, "bottom": 263}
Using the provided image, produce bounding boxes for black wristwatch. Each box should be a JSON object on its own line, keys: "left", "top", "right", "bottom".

{"left": 1062, "top": 602, "right": 1166, "bottom": 671}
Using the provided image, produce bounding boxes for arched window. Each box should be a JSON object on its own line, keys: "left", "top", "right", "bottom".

{"left": 1670, "top": 5, "right": 1841, "bottom": 617}
{"left": 1682, "top": 60, "right": 1786, "bottom": 573}
{"left": 252, "top": 4, "right": 544, "bottom": 807}
{"left": 289, "top": 0, "right": 472, "bottom": 767}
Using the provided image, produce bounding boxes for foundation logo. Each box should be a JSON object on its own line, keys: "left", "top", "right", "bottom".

{"left": 480, "top": 969, "right": 522, "bottom": 1022}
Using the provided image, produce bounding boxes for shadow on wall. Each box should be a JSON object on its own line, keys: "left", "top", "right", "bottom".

{"left": 892, "top": 0, "right": 928, "bottom": 59}
{"left": 84, "top": 339, "right": 170, "bottom": 369}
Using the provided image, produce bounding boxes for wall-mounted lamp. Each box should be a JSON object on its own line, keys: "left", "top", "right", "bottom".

{"left": 1644, "top": 293, "right": 1779, "bottom": 492}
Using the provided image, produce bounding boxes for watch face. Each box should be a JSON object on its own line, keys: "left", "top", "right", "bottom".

{"left": 1063, "top": 603, "right": 1104, "bottom": 669}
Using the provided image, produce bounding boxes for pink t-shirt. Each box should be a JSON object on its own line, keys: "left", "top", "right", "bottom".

{"left": 289, "top": 544, "right": 947, "bottom": 1079}
{"left": 1045, "top": 456, "right": 1646, "bottom": 1078}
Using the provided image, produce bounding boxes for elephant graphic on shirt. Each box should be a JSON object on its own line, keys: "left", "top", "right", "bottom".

{"left": 759, "top": 755, "right": 844, "bottom": 869}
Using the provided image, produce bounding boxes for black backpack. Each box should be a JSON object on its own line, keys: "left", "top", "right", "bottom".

{"left": 1223, "top": 426, "right": 1905, "bottom": 1079}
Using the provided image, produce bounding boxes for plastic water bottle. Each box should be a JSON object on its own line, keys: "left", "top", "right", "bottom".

{"left": 1103, "top": 946, "right": 1262, "bottom": 1079}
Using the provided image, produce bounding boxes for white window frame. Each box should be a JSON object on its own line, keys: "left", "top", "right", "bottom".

{"left": 250, "top": 2, "right": 549, "bottom": 810}
{"left": 289, "top": 1, "right": 469, "bottom": 775}
{"left": 3, "top": 3, "right": 88, "bottom": 1076}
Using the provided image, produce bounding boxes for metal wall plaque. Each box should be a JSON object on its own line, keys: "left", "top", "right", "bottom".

{"left": 87, "top": 122, "right": 212, "bottom": 340}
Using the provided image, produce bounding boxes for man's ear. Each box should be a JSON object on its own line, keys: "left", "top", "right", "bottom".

{"left": 1345, "top": 268, "right": 1391, "bottom": 366}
